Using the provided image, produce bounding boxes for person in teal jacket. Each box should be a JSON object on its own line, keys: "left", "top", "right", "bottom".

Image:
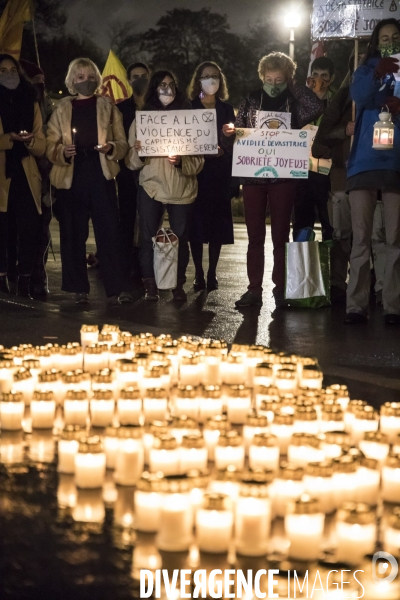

{"left": 345, "top": 18, "right": 400, "bottom": 326}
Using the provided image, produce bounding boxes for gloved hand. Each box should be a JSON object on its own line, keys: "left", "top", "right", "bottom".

{"left": 386, "top": 96, "right": 400, "bottom": 116}
{"left": 374, "top": 57, "right": 400, "bottom": 78}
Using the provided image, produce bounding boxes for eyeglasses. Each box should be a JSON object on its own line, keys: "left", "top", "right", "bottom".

{"left": 199, "top": 75, "right": 220, "bottom": 81}
{"left": 158, "top": 81, "right": 176, "bottom": 90}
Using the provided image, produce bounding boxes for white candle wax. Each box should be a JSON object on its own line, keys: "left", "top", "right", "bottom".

{"left": 80, "top": 326, "right": 99, "bottom": 349}
{"left": 356, "top": 466, "right": 380, "bottom": 505}
{"left": 227, "top": 396, "right": 251, "bottom": 425}
{"left": 202, "top": 354, "right": 222, "bottom": 386}
{"left": 156, "top": 492, "right": 193, "bottom": 551}
{"left": 0, "top": 367, "right": 14, "bottom": 392}
{"left": 134, "top": 489, "right": 163, "bottom": 532}
{"left": 13, "top": 373, "right": 35, "bottom": 404}
{"left": 382, "top": 465, "right": 400, "bottom": 503}
{"left": 285, "top": 512, "right": 325, "bottom": 561}
{"left": 271, "top": 477, "right": 304, "bottom": 518}
{"left": 214, "top": 444, "right": 245, "bottom": 470}
{"left": 294, "top": 418, "right": 319, "bottom": 435}
{"left": 179, "top": 362, "right": 201, "bottom": 387}
{"left": 149, "top": 447, "right": 180, "bottom": 475}
{"left": 0, "top": 397, "right": 24, "bottom": 430}
{"left": 304, "top": 476, "right": 334, "bottom": 514}
{"left": 287, "top": 444, "right": 325, "bottom": 468}
{"left": 143, "top": 397, "right": 168, "bottom": 423}
{"left": 243, "top": 424, "right": 270, "bottom": 453}
{"left": 359, "top": 440, "right": 390, "bottom": 467}
{"left": 209, "top": 480, "right": 241, "bottom": 506}
{"left": 235, "top": 496, "right": 271, "bottom": 556}
{"left": 198, "top": 397, "right": 223, "bottom": 423}
{"left": 381, "top": 415, "right": 400, "bottom": 444}
{"left": 336, "top": 521, "right": 376, "bottom": 565}
{"left": 31, "top": 399, "right": 56, "bottom": 429}
{"left": 196, "top": 507, "right": 233, "bottom": 553}
{"left": 58, "top": 438, "right": 80, "bottom": 474}
{"left": 332, "top": 472, "right": 358, "bottom": 508}
{"left": 249, "top": 445, "right": 280, "bottom": 472}
{"left": 117, "top": 397, "right": 142, "bottom": 425}
{"left": 104, "top": 431, "right": 119, "bottom": 469}
{"left": 270, "top": 418, "right": 294, "bottom": 454}
{"left": 75, "top": 441, "right": 106, "bottom": 489}
{"left": 114, "top": 438, "right": 144, "bottom": 486}
{"left": 222, "top": 358, "right": 246, "bottom": 385}
{"left": 351, "top": 417, "right": 379, "bottom": 444}
{"left": 64, "top": 398, "right": 89, "bottom": 427}
{"left": 384, "top": 526, "right": 400, "bottom": 557}
{"left": 179, "top": 446, "right": 208, "bottom": 473}
{"left": 90, "top": 398, "right": 115, "bottom": 427}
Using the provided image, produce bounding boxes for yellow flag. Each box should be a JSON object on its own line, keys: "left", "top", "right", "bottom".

{"left": 101, "top": 50, "right": 132, "bottom": 104}
{"left": 0, "top": 0, "right": 31, "bottom": 59}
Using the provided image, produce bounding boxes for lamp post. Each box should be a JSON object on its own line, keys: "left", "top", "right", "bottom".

{"left": 284, "top": 12, "right": 301, "bottom": 60}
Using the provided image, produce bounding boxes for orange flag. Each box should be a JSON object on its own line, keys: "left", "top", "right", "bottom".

{"left": 0, "top": 0, "right": 31, "bottom": 59}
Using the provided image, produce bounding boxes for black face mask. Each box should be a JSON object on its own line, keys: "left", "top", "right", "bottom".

{"left": 131, "top": 78, "right": 148, "bottom": 96}
{"left": 74, "top": 80, "right": 97, "bottom": 97}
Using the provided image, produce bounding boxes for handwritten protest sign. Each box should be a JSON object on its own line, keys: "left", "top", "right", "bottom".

{"left": 312, "top": 0, "right": 398, "bottom": 40}
{"left": 232, "top": 128, "right": 311, "bottom": 179}
{"left": 136, "top": 109, "right": 218, "bottom": 156}
{"left": 256, "top": 111, "right": 292, "bottom": 130}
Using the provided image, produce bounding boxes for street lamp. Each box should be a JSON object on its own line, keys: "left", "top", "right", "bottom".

{"left": 284, "top": 11, "right": 301, "bottom": 60}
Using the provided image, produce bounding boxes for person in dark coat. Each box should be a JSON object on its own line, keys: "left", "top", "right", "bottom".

{"left": 188, "top": 61, "right": 235, "bottom": 291}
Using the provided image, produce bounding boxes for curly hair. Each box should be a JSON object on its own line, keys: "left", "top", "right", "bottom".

{"left": 258, "top": 52, "right": 297, "bottom": 82}
{"left": 187, "top": 61, "right": 229, "bottom": 101}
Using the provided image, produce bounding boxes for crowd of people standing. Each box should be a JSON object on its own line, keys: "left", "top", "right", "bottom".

{"left": 0, "top": 17, "right": 400, "bottom": 325}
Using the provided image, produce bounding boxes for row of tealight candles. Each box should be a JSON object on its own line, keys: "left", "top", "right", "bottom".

{"left": 1, "top": 325, "right": 400, "bottom": 569}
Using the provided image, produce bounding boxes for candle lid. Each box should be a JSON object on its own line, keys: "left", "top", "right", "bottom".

{"left": 230, "top": 343, "right": 249, "bottom": 354}
{"left": 92, "top": 369, "right": 114, "bottom": 383}
{"left": 136, "top": 471, "right": 164, "bottom": 492}
{"left": 176, "top": 385, "right": 198, "bottom": 398}
{"left": 1, "top": 391, "right": 24, "bottom": 402}
{"left": 322, "top": 406, "right": 344, "bottom": 421}
{"left": 162, "top": 343, "right": 179, "bottom": 355}
{"left": 105, "top": 425, "right": 119, "bottom": 437}
{"left": 171, "top": 415, "right": 197, "bottom": 429}
{"left": 360, "top": 457, "right": 378, "bottom": 471}
{"left": 202, "top": 346, "right": 222, "bottom": 357}
{"left": 295, "top": 398, "right": 315, "bottom": 409}
{"left": 289, "top": 494, "right": 321, "bottom": 515}
{"left": 143, "top": 366, "right": 164, "bottom": 378}
{"left": 325, "top": 384, "right": 348, "bottom": 397}
{"left": 116, "top": 359, "right": 139, "bottom": 372}
{"left": 215, "top": 465, "right": 242, "bottom": 481}
{"left": 120, "top": 331, "right": 134, "bottom": 342}
{"left": 202, "top": 492, "right": 228, "bottom": 510}
{"left": 276, "top": 368, "right": 296, "bottom": 380}
{"left": 346, "top": 399, "right": 367, "bottom": 413}
{"left": 381, "top": 402, "right": 400, "bottom": 417}
{"left": 294, "top": 406, "right": 318, "bottom": 421}
{"left": 102, "top": 324, "right": 120, "bottom": 333}
{"left": 153, "top": 434, "right": 177, "bottom": 450}
{"left": 245, "top": 411, "right": 268, "bottom": 427}
{"left": 85, "top": 344, "right": 107, "bottom": 355}
{"left": 182, "top": 433, "right": 204, "bottom": 449}
{"left": 66, "top": 390, "right": 88, "bottom": 400}
{"left": 246, "top": 347, "right": 265, "bottom": 359}
{"left": 14, "top": 368, "right": 32, "bottom": 381}
{"left": 34, "top": 346, "right": 52, "bottom": 357}
{"left": 254, "top": 363, "right": 273, "bottom": 376}
{"left": 120, "top": 387, "right": 141, "bottom": 400}
{"left": 362, "top": 431, "right": 389, "bottom": 444}
{"left": 202, "top": 385, "right": 222, "bottom": 399}
{"left": 81, "top": 324, "right": 99, "bottom": 333}
{"left": 147, "top": 420, "right": 170, "bottom": 434}
{"left": 225, "top": 353, "right": 243, "bottom": 365}
{"left": 92, "top": 390, "right": 113, "bottom": 400}
{"left": 388, "top": 506, "right": 400, "bottom": 530}
{"left": 333, "top": 455, "right": 357, "bottom": 473}
{"left": 145, "top": 387, "right": 167, "bottom": 399}
{"left": 177, "top": 337, "right": 199, "bottom": 352}
{"left": 354, "top": 405, "right": 378, "bottom": 421}
{"left": 117, "top": 425, "right": 143, "bottom": 439}
{"left": 322, "top": 398, "right": 341, "bottom": 409}
{"left": 156, "top": 334, "right": 173, "bottom": 344}
{"left": 338, "top": 502, "right": 375, "bottom": 525}
{"left": 62, "top": 371, "right": 83, "bottom": 384}
{"left": 252, "top": 432, "right": 278, "bottom": 447}
{"left": 61, "top": 424, "right": 87, "bottom": 440}
{"left": 187, "top": 468, "right": 211, "bottom": 488}
{"left": 98, "top": 333, "right": 113, "bottom": 343}
{"left": 22, "top": 359, "right": 40, "bottom": 369}
{"left": 160, "top": 473, "right": 193, "bottom": 493}
{"left": 78, "top": 435, "right": 103, "bottom": 453}
{"left": 305, "top": 461, "right": 333, "bottom": 477}
{"left": 217, "top": 430, "right": 242, "bottom": 447}
{"left": 273, "top": 412, "right": 294, "bottom": 425}
{"left": 240, "top": 470, "right": 274, "bottom": 496}
{"left": 385, "top": 453, "right": 400, "bottom": 469}
{"left": 256, "top": 385, "right": 280, "bottom": 398}
{"left": 149, "top": 349, "right": 166, "bottom": 360}
{"left": 0, "top": 357, "right": 13, "bottom": 368}
{"left": 205, "top": 415, "right": 229, "bottom": 431}
{"left": 60, "top": 345, "right": 81, "bottom": 356}
{"left": 38, "top": 369, "right": 61, "bottom": 383}
{"left": 32, "top": 390, "right": 54, "bottom": 401}
{"left": 278, "top": 462, "right": 304, "bottom": 480}
{"left": 301, "top": 365, "right": 322, "bottom": 377}
{"left": 259, "top": 399, "right": 281, "bottom": 413}
{"left": 322, "top": 431, "right": 350, "bottom": 446}
{"left": 299, "top": 389, "right": 323, "bottom": 402}
{"left": 181, "top": 354, "right": 200, "bottom": 365}
{"left": 290, "top": 433, "right": 320, "bottom": 448}
{"left": 226, "top": 384, "right": 252, "bottom": 398}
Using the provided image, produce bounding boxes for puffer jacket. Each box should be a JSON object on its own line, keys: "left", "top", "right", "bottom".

{"left": 46, "top": 95, "right": 127, "bottom": 189}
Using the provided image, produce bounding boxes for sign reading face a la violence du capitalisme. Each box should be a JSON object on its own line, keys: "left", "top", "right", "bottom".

{"left": 232, "top": 128, "right": 311, "bottom": 179}
{"left": 136, "top": 109, "right": 218, "bottom": 156}
{"left": 312, "top": 0, "right": 400, "bottom": 40}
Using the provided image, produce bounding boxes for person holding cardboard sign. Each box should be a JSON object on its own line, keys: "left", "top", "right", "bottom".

{"left": 126, "top": 70, "right": 204, "bottom": 302}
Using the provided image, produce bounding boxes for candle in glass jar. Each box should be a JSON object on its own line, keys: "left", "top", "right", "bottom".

{"left": 59, "top": 345, "right": 83, "bottom": 372}
{"left": 285, "top": 495, "right": 325, "bottom": 561}
{"left": 117, "top": 387, "right": 142, "bottom": 425}
{"left": 288, "top": 433, "right": 325, "bottom": 468}
{"left": 108, "top": 342, "right": 129, "bottom": 369}
{"left": 179, "top": 355, "right": 202, "bottom": 387}
{"left": 243, "top": 411, "right": 269, "bottom": 453}
{"left": 101, "top": 323, "right": 120, "bottom": 344}
{"left": 0, "top": 391, "right": 24, "bottom": 430}
{"left": 156, "top": 474, "right": 193, "bottom": 551}
{"left": 170, "top": 415, "right": 199, "bottom": 445}
{"left": 294, "top": 406, "right": 319, "bottom": 435}
{"left": 270, "top": 412, "right": 295, "bottom": 455}
{"left": 134, "top": 472, "right": 164, "bottom": 532}
{"left": 80, "top": 324, "right": 99, "bottom": 350}
{"left": 300, "top": 365, "right": 323, "bottom": 390}
{"left": 91, "top": 368, "right": 118, "bottom": 399}
{"left": 13, "top": 368, "right": 35, "bottom": 404}
{"left": 0, "top": 357, "right": 15, "bottom": 392}
{"left": 320, "top": 406, "right": 345, "bottom": 433}
{"left": 320, "top": 430, "right": 350, "bottom": 460}
{"left": 203, "top": 414, "right": 229, "bottom": 461}
{"left": 64, "top": 390, "right": 89, "bottom": 426}
{"left": 380, "top": 402, "right": 400, "bottom": 444}
{"left": 225, "top": 384, "right": 252, "bottom": 425}
{"left": 271, "top": 463, "right": 304, "bottom": 518}
{"left": 332, "top": 456, "right": 359, "bottom": 509}
{"left": 382, "top": 454, "right": 400, "bottom": 503}
{"left": 179, "top": 434, "right": 208, "bottom": 473}
{"left": 116, "top": 359, "right": 142, "bottom": 391}
{"left": 84, "top": 343, "right": 109, "bottom": 373}
{"left": 235, "top": 473, "right": 272, "bottom": 556}
{"left": 30, "top": 390, "right": 56, "bottom": 429}
{"left": 221, "top": 353, "right": 246, "bottom": 385}
{"left": 243, "top": 346, "right": 265, "bottom": 387}
{"left": 75, "top": 436, "right": 106, "bottom": 489}
{"left": 173, "top": 385, "right": 199, "bottom": 420}
{"left": 149, "top": 434, "right": 180, "bottom": 475}
{"left": 187, "top": 469, "right": 210, "bottom": 514}
{"left": 104, "top": 425, "right": 119, "bottom": 469}
{"left": 90, "top": 390, "right": 115, "bottom": 427}
{"left": 325, "top": 384, "right": 350, "bottom": 411}
{"left": 336, "top": 502, "right": 377, "bottom": 565}
{"left": 275, "top": 368, "right": 298, "bottom": 393}
{"left": 351, "top": 406, "right": 379, "bottom": 445}
{"left": 143, "top": 420, "right": 170, "bottom": 465}
{"left": 356, "top": 457, "right": 380, "bottom": 505}
{"left": 143, "top": 388, "right": 168, "bottom": 423}
{"left": 384, "top": 506, "right": 400, "bottom": 557}
{"left": 196, "top": 493, "right": 233, "bottom": 553}
{"left": 209, "top": 465, "right": 242, "bottom": 506}
{"left": 38, "top": 369, "right": 63, "bottom": 405}
{"left": 198, "top": 385, "right": 223, "bottom": 423}
{"left": 253, "top": 364, "right": 274, "bottom": 391}
{"left": 344, "top": 399, "right": 367, "bottom": 434}
{"left": 58, "top": 424, "right": 86, "bottom": 473}
{"left": 141, "top": 366, "right": 165, "bottom": 396}
{"left": 303, "top": 461, "right": 334, "bottom": 514}
{"left": 359, "top": 431, "right": 390, "bottom": 467}
{"left": 249, "top": 432, "right": 280, "bottom": 472}
{"left": 214, "top": 430, "right": 245, "bottom": 470}
{"left": 257, "top": 395, "right": 281, "bottom": 423}
{"left": 201, "top": 347, "right": 222, "bottom": 386}
{"left": 114, "top": 425, "right": 144, "bottom": 486}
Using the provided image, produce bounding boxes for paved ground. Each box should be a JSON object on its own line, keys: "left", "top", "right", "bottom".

{"left": 1, "top": 221, "right": 399, "bottom": 407}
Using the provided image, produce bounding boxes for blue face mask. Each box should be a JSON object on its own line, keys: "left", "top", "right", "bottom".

{"left": 263, "top": 82, "right": 287, "bottom": 97}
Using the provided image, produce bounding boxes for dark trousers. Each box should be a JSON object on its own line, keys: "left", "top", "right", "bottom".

{"left": 117, "top": 166, "right": 139, "bottom": 273}
{"left": 56, "top": 154, "right": 130, "bottom": 297}
{"left": 243, "top": 182, "right": 297, "bottom": 294}
{"left": 293, "top": 171, "right": 333, "bottom": 241}
{"left": 137, "top": 186, "right": 193, "bottom": 283}
{"left": 0, "top": 165, "right": 41, "bottom": 276}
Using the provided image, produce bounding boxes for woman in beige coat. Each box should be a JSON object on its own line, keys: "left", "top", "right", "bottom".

{"left": 46, "top": 57, "right": 132, "bottom": 305}
{"left": 0, "top": 54, "right": 45, "bottom": 297}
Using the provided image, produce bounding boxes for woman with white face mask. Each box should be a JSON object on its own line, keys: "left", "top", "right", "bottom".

{"left": 188, "top": 62, "right": 235, "bottom": 292}
{"left": 126, "top": 70, "right": 204, "bottom": 301}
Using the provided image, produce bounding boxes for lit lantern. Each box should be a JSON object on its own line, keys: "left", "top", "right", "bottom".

{"left": 373, "top": 108, "right": 394, "bottom": 149}
{"left": 156, "top": 474, "right": 194, "bottom": 551}
{"left": 13, "top": 368, "right": 35, "bottom": 404}
{"left": 84, "top": 343, "right": 109, "bottom": 373}
{"left": 253, "top": 363, "right": 274, "bottom": 390}
{"left": 201, "top": 346, "right": 223, "bottom": 386}
{"left": 344, "top": 399, "right": 367, "bottom": 433}
{"left": 143, "top": 388, "right": 168, "bottom": 423}
{"left": 197, "top": 385, "right": 223, "bottom": 423}
{"left": 294, "top": 405, "right": 319, "bottom": 435}
{"left": 90, "top": 390, "right": 115, "bottom": 428}
{"left": 179, "top": 354, "right": 202, "bottom": 387}
{"left": 288, "top": 433, "right": 325, "bottom": 468}
{"left": 59, "top": 344, "right": 83, "bottom": 372}
{"left": 320, "top": 405, "right": 345, "bottom": 433}
{"left": 75, "top": 436, "right": 106, "bottom": 489}
{"left": 0, "top": 391, "right": 24, "bottom": 430}
{"left": 303, "top": 461, "right": 334, "bottom": 514}
{"left": 336, "top": 502, "right": 377, "bottom": 566}
{"left": 332, "top": 455, "right": 358, "bottom": 509}
{"left": 382, "top": 453, "right": 400, "bottom": 503}
{"left": 149, "top": 434, "right": 180, "bottom": 475}
{"left": 356, "top": 457, "right": 380, "bottom": 505}
{"left": 114, "top": 425, "right": 144, "bottom": 486}
{"left": 101, "top": 324, "right": 120, "bottom": 344}
{"left": 21, "top": 358, "right": 41, "bottom": 383}
{"left": 61, "top": 370, "right": 91, "bottom": 400}
{"left": 203, "top": 414, "right": 229, "bottom": 461}
{"left": 179, "top": 433, "right": 208, "bottom": 473}
{"left": 270, "top": 411, "right": 295, "bottom": 455}
{"left": 275, "top": 367, "right": 298, "bottom": 393}
{"left": 351, "top": 405, "right": 379, "bottom": 444}
{"left": 173, "top": 385, "right": 199, "bottom": 420}
{"left": 320, "top": 430, "right": 350, "bottom": 460}
{"left": 117, "top": 386, "right": 142, "bottom": 425}
{"left": 249, "top": 432, "right": 280, "bottom": 472}
{"left": 58, "top": 424, "right": 86, "bottom": 474}
{"left": 0, "top": 355, "right": 15, "bottom": 393}
{"left": 380, "top": 402, "right": 400, "bottom": 444}
{"left": 235, "top": 471, "right": 272, "bottom": 556}
{"left": 108, "top": 343, "right": 129, "bottom": 369}
{"left": 143, "top": 420, "right": 170, "bottom": 465}
{"left": 285, "top": 495, "right": 325, "bottom": 561}
{"left": 104, "top": 425, "right": 119, "bottom": 469}
{"left": 34, "top": 346, "right": 53, "bottom": 371}
{"left": 271, "top": 463, "right": 304, "bottom": 518}
{"left": 214, "top": 430, "right": 245, "bottom": 470}
{"left": 258, "top": 396, "right": 282, "bottom": 422}
{"left": 359, "top": 431, "right": 390, "bottom": 467}
{"left": 187, "top": 468, "right": 211, "bottom": 514}
{"left": 141, "top": 366, "right": 165, "bottom": 396}
{"left": 196, "top": 493, "right": 233, "bottom": 553}
{"left": 300, "top": 365, "right": 323, "bottom": 390}
{"left": 97, "top": 333, "right": 113, "bottom": 349}
{"left": 325, "top": 384, "right": 349, "bottom": 410}
{"left": 221, "top": 353, "right": 246, "bottom": 385}
{"left": 38, "top": 370, "right": 63, "bottom": 405}
{"left": 243, "top": 411, "right": 269, "bottom": 453}
{"left": 64, "top": 390, "right": 89, "bottom": 426}
{"left": 134, "top": 471, "right": 164, "bottom": 532}
{"left": 209, "top": 465, "right": 242, "bottom": 506}
{"left": 31, "top": 390, "right": 56, "bottom": 429}
{"left": 170, "top": 415, "right": 199, "bottom": 445}
{"left": 80, "top": 324, "right": 99, "bottom": 349}
{"left": 384, "top": 506, "right": 400, "bottom": 557}
{"left": 116, "top": 359, "right": 141, "bottom": 391}
{"left": 225, "top": 385, "right": 252, "bottom": 425}
{"left": 91, "top": 368, "right": 118, "bottom": 399}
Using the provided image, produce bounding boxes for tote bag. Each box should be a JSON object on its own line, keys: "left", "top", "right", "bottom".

{"left": 152, "top": 228, "right": 179, "bottom": 290}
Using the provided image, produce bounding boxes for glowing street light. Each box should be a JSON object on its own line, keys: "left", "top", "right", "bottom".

{"left": 284, "top": 9, "right": 301, "bottom": 60}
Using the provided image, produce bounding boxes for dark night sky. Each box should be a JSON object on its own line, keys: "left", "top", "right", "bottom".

{"left": 66, "top": 0, "right": 311, "bottom": 51}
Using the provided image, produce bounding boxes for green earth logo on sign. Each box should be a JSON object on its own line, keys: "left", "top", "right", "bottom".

{"left": 290, "top": 170, "right": 308, "bottom": 178}
{"left": 299, "top": 131, "right": 307, "bottom": 138}
{"left": 236, "top": 129, "right": 245, "bottom": 137}
{"left": 254, "top": 166, "right": 279, "bottom": 178}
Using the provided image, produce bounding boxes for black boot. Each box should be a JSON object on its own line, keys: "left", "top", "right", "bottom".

{"left": 0, "top": 275, "right": 10, "bottom": 294}
{"left": 17, "top": 275, "right": 32, "bottom": 299}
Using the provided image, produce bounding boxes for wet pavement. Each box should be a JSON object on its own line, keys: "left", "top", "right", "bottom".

{"left": 1, "top": 222, "right": 399, "bottom": 407}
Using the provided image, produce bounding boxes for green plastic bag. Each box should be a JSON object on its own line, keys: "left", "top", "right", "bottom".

{"left": 284, "top": 240, "right": 332, "bottom": 308}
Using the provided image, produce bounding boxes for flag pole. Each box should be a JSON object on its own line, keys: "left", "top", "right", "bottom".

{"left": 30, "top": 0, "right": 40, "bottom": 67}
{"left": 350, "top": 38, "right": 359, "bottom": 148}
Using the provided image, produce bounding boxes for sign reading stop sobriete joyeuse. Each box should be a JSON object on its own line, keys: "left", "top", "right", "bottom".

{"left": 312, "top": 0, "right": 400, "bottom": 39}
{"left": 136, "top": 109, "right": 218, "bottom": 156}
